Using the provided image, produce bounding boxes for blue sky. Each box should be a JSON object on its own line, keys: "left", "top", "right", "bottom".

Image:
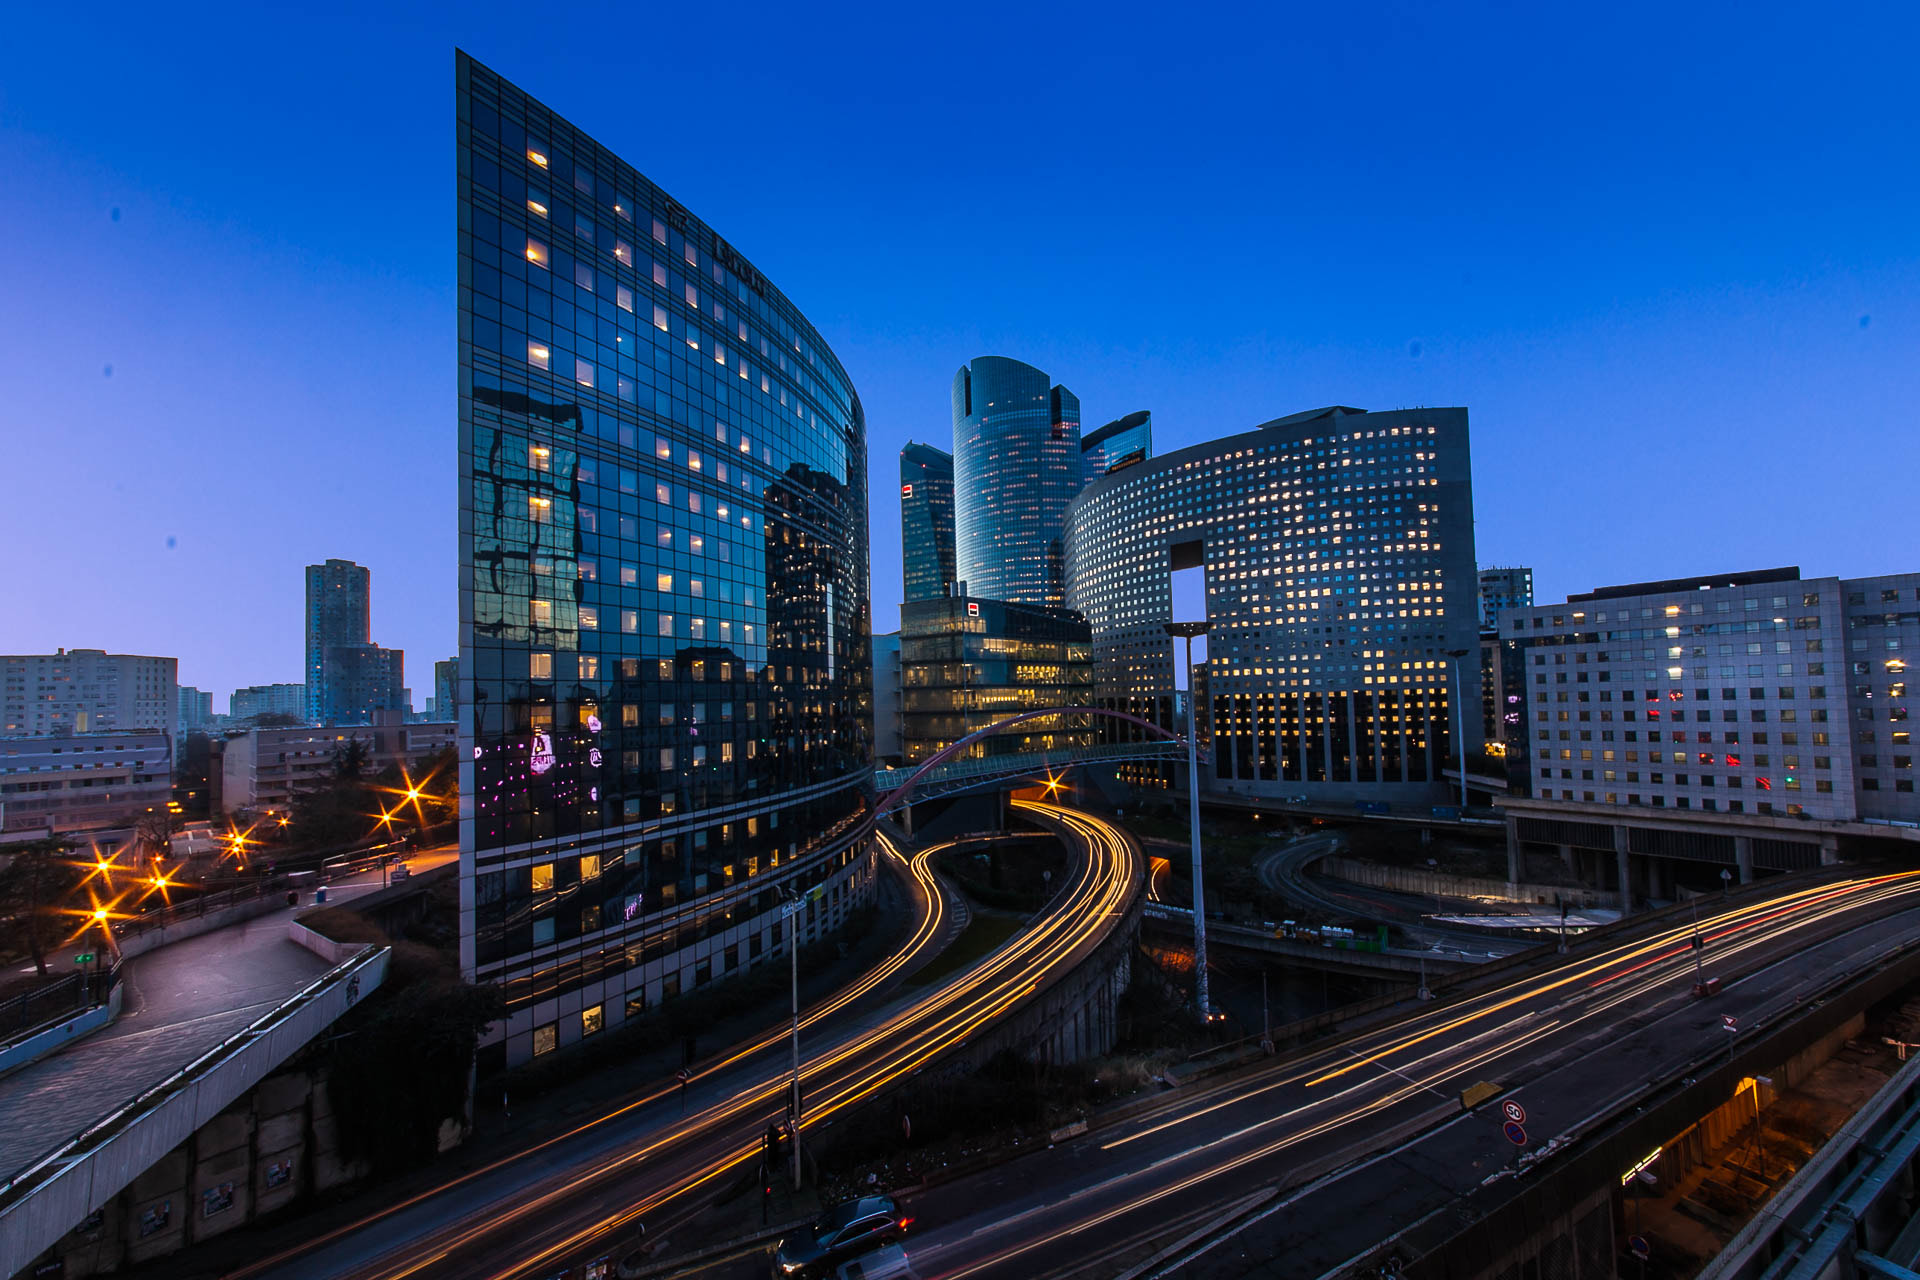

{"left": 2, "top": 2, "right": 1915, "bottom": 707}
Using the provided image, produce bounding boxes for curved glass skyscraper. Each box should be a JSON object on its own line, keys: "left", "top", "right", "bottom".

{"left": 951, "top": 356, "right": 1080, "bottom": 606}
{"left": 457, "top": 53, "right": 872, "bottom": 1067}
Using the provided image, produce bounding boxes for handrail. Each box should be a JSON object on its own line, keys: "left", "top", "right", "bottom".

{"left": 0, "top": 942, "right": 388, "bottom": 1201}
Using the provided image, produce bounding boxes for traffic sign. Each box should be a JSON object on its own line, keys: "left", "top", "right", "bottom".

{"left": 1502, "top": 1120, "right": 1528, "bottom": 1146}
{"left": 1629, "top": 1235, "right": 1651, "bottom": 1262}
{"left": 1723, "top": 1014, "right": 1738, "bottom": 1032}
{"left": 1501, "top": 1100, "right": 1527, "bottom": 1124}
{"left": 675, "top": 1068, "right": 691, "bottom": 1082}
{"left": 73, "top": 953, "right": 94, "bottom": 965}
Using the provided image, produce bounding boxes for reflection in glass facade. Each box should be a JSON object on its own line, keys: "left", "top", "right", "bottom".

{"left": 899, "top": 441, "right": 955, "bottom": 603}
{"left": 951, "top": 357, "right": 1080, "bottom": 606}
{"left": 899, "top": 596, "right": 1093, "bottom": 764}
{"left": 1065, "top": 406, "right": 1481, "bottom": 804}
{"left": 457, "top": 53, "right": 873, "bottom": 1066}
{"left": 1080, "top": 410, "right": 1152, "bottom": 486}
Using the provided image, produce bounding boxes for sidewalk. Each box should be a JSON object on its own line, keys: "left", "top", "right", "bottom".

{"left": 0, "top": 865, "right": 413, "bottom": 1182}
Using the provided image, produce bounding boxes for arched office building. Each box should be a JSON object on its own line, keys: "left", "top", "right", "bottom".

{"left": 457, "top": 53, "right": 873, "bottom": 1067}
{"left": 1065, "top": 406, "right": 1481, "bottom": 805}
{"left": 951, "top": 356, "right": 1081, "bottom": 606}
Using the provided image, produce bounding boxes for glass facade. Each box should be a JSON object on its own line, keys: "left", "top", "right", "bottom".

{"left": 899, "top": 596, "right": 1093, "bottom": 764}
{"left": 305, "top": 558, "right": 370, "bottom": 723}
{"left": 899, "top": 441, "right": 956, "bottom": 603}
{"left": 1080, "top": 410, "right": 1152, "bottom": 486}
{"left": 951, "top": 356, "right": 1080, "bottom": 606}
{"left": 1065, "top": 406, "right": 1481, "bottom": 804}
{"left": 457, "top": 52, "right": 873, "bottom": 1067}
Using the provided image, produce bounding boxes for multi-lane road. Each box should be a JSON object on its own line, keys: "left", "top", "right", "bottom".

{"left": 878, "top": 868, "right": 1920, "bottom": 1279}
{"left": 214, "top": 801, "right": 1137, "bottom": 1280}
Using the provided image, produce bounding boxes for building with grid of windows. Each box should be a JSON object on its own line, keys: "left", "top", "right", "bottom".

{"left": 952, "top": 356, "right": 1081, "bottom": 606}
{"left": 306, "top": 559, "right": 370, "bottom": 723}
{"left": 1065, "top": 405, "right": 1480, "bottom": 805}
{"left": 1080, "top": 410, "right": 1152, "bottom": 486}
{"left": 2, "top": 649, "right": 178, "bottom": 738}
{"left": 898, "top": 596, "right": 1093, "bottom": 765}
{"left": 1478, "top": 566, "right": 1533, "bottom": 631}
{"left": 1500, "top": 567, "right": 1918, "bottom": 822}
{"left": 1, "top": 731, "right": 172, "bottom": 834}
{"left": 457, "top": 53, "right": 873, "bottom": 1067}
{"left": 900, "top": 441, "right": 956, "bottom": 603}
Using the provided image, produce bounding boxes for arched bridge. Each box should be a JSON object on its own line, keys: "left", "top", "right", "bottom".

{"left": 873, "top": 707, "right": 1203, "bottom": 812}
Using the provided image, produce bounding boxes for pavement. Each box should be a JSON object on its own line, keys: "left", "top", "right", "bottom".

{"left": 0, "top": 857, "right": 445, "bottom": 1184}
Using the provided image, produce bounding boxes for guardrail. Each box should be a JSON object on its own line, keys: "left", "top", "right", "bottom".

{"left": 0, "top": 943, "right": 391, "bottom": 1278}
{"left": 0, "top": 967, "right": 119, "bottom": 1050}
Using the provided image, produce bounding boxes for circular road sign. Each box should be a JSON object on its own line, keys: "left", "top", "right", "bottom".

{"left": 1629, "top": 1235, "right": 1651, "bottom": 1261}
{"left": 1502, "top": 1100, "right": 1527, "bottom": 1124}
{"left": 1503, "top": 1120, "right": 1529, "bottom": 1146}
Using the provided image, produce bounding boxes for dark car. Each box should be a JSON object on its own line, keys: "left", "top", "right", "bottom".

{"left": 773, "top": 1195, "right": 910, "bottom": 1278}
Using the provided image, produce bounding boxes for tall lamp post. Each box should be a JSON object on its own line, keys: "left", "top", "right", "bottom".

{"left": 780, "top": 888, "right": 810, "bottom": 1186}
{"left": 1445, "top": 648, "right": 1472, "bottom": 811}
{"left": 1166, "top": 621, "right": 1212, "bottom": 1020}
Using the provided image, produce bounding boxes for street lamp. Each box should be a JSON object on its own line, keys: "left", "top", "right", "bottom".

{"left": 779, "top": 887, "right": 812, "bottom": 1186}
{"left": 1165, "top": 620, "right": 1212, "bottom": 1020}
{"left": 1445, "top": 648, "right": 1472, "bottom": 812}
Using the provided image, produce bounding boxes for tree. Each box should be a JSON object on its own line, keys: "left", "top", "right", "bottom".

{"left": 134, "top": 807, "right": 180, "bottom": 862}
{"left": 0, "top": 836, "right": 81, "bottom": 975}
{"left": 332, "top": 737, "right": 370, "bottom": 781}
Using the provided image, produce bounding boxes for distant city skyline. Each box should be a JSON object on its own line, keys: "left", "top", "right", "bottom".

{"left": 3, "top": 5, "right": 1916, "bottom": 696}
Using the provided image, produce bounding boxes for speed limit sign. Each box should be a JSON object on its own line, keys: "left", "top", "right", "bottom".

{"left": 1502, "top": 1099, "right": 1527, "bottom": 1124}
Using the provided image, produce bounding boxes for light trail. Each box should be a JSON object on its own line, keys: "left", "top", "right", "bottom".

{"left": 490, "top": 803, "right": 1138, "bottom": 1280}
{"left": 226, "top": 833, "right": 946, "bottom": 1280}
{"left": 290, "top": 804, "right": 1140, "bottom": 1280}
{"left": 929, "top": 869, "right": 1920, "bottom": 1280}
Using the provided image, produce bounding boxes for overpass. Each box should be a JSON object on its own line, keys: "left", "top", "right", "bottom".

{"left": 864, "top": 866, "right": 1920, "bottom": 1279}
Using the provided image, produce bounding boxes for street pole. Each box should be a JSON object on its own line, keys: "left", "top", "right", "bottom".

{"left": 1446, "top": 649, "right": 1471, "bottom": 811}
{"left": 1166, "top": 622, "right": 1211, "bottom": 1021}
{"left": 785, "top": 894, "right": 804, "bottom": 1188}
{"left": 1689, "top": 895, "right": 1707, "bottom": 985}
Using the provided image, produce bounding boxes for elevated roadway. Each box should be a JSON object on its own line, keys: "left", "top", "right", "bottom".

{"left": 216, "top": 803, "right": 1142, "bottom": 1280}
{"left": 861, "top": 868, "right": 1920, "bottom": 1279}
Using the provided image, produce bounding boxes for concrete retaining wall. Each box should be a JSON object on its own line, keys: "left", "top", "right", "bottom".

{"left": 0, "top": 946, "right": 389, "bottom": 1280}
{"left": 116, "top": 896, "right": 286, "bottom": 962}
{"left": 0, "top": 982, "right": 123, "bottom": 1079}
{"left": 288, "top": 920, "right": 370, "bottom": 965}
{"left": 45, "top": 1063, "right": 371, "bottom": 1277}
{"left": 1320, "top": 855, "right": 1601, "bottom": 907}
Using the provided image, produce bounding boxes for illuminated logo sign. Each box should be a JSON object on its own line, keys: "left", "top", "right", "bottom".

{"left": 902, "top": 484, "right": 913, "bottom": 497}
{"left": 530, "top": 733, "right": 556, "bottom": 775}
{"left": 967, "top": 602, "right": 979, "bottom": 617}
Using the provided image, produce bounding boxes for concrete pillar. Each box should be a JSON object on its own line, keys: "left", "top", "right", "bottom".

{"left": 1735, "top": 836, "right": 1754, "bottom": 884}
{"left": 1819, "top": 834, "right": 1840, "bottom": 866}
{"left": 1505, "top": 816, "right": 1524, "bottom": 884}
{"left": 1613, "top": 825, "right": 1633, "bottom": 915}
{"left": 1558, "top": 843, "right": 1576, "bottom": 872}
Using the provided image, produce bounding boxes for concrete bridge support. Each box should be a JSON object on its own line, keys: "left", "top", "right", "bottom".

{"left": 1614, "top": 824, "right": 1634, "bottom": 914}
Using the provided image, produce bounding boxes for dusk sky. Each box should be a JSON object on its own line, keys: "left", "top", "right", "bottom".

{"left": 2, "top": 3, "right": 1915, "bottom": 709}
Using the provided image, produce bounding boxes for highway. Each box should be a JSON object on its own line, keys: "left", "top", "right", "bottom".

{"left": 220, "top": 802, "right": 1139, "bottom": 1280}
{"left": 853, "top": 869, "right": 1920, "bottom": 1280}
